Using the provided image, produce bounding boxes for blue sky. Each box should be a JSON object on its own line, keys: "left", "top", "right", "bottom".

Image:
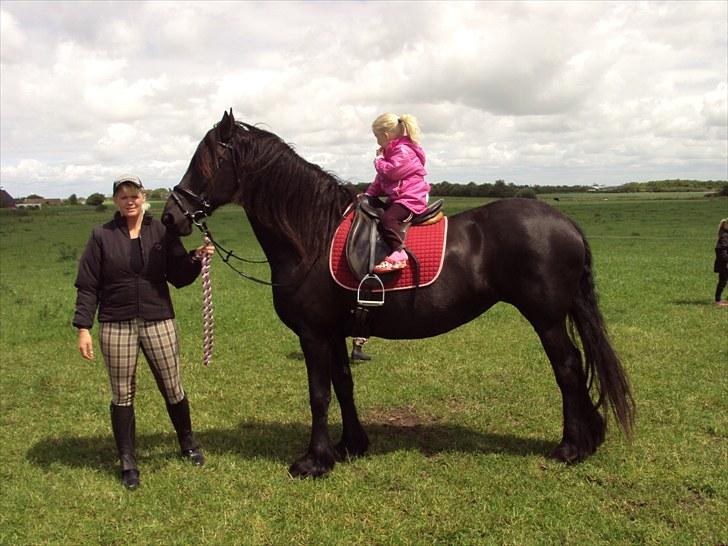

{"left": 1, "top": 0, "right": 726, "bottom": 198}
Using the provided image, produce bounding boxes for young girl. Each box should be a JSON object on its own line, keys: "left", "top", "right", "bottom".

{"left": 714, "top": 218, "right": 728, "bottom": 306}
{"left": 364, "top": 113, "right": 430, "bottom": 273}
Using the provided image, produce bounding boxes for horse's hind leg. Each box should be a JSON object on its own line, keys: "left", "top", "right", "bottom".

{"left": 538, "top": 320, "right": 605, "bottom": 463}
{"left": 288, "top": 334, "right": 337, "bottom": 478}
{"left": 331, "top": 337, "right": 369, "bottom": 460}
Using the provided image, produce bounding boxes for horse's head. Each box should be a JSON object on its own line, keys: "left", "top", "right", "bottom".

{"left": 162, "top": 109, "right": 242, "bottom": 236}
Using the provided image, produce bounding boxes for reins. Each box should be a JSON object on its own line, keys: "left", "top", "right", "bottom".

{"left": 170, "top": 185, "right": 282, "bottom": 286}
{"left": 169, "top": 133, "right": 355, "bottom": 288}
{"left": 169, "top": 126, "right": 357, "bottom": 364}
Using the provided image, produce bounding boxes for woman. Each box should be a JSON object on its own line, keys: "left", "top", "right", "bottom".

{"left": 73, "top": 175, "right": 213, "bottom": 490}
{"left": 714, "top": 218, "right": 728, "bottom": 306}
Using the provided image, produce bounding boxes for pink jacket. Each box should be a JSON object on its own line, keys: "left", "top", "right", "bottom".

{"left": 365, "top": 136, "right": 430, "bottom": 214}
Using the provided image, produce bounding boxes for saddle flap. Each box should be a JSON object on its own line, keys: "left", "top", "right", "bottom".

{"left": 345, "top": 206, "right": 390, "bottom": 281}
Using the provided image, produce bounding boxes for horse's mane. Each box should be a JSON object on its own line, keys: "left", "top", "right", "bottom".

{"left": 227, "top": 122, "right": 356, "bottom": 262}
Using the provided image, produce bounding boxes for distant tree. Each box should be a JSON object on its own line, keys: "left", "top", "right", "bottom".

{"left": 67, "top": 193, "right": 78, "bottom": 205}
{"left": 491, "top": 180, "right": 510, "bottom": 198}
{"left": 515, "top": 188, "right": 537, "bottom": 199}
{"left": 147, "top": 188, "right": 170, "bottom": 200}
{"left": 26, "top": 193, "right": 43, "bottom": 200}
{"left": 86, "top": 193, "right": 105, "bottom": 206}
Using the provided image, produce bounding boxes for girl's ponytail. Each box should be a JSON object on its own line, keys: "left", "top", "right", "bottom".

{"left": 398, "top": 114, "right": 421, "bottom": 144}
{"left": 372, "top": 113, "right": 422, "bottom": 144}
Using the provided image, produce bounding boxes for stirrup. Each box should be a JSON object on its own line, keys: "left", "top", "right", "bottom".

{"left": 357, "top": 274, "right": 385, "bottom": 307}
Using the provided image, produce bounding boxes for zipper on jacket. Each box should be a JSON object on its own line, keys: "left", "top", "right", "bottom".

{"left": 136, "top": 232, "right": 142, "bottom": 318}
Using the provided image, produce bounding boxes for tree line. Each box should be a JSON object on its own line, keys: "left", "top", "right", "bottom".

{"left": 351, "top": 179, "right": 727, "bottom": 198}
{"left": 11, "top": 179, "right": 728, "bottom": 207}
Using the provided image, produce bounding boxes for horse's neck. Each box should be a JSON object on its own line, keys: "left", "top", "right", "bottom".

{"left": 247, "top": 213, "right": 304, "bottom": 274}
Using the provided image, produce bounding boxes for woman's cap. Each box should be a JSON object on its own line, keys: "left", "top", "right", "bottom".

{"left": 113, "top": 175, "right": 144, "bottom": 195}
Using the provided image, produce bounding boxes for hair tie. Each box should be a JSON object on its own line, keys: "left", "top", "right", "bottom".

{"left": 397, "top": 118, "right": 403, "bottom": 124}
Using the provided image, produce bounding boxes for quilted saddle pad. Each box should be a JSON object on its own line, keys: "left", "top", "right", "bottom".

{"left": 329, "top": 211, "right": 448, "bottom": 292}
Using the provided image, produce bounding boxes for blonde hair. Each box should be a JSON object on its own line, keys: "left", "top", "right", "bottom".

{"left": 718, "top": 218, "right": 728, "bottom": 237}
{"left": 372, "top": 113, "right": 422, "bottom": 144}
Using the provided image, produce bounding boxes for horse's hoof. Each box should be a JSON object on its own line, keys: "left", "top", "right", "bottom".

{"left": 333, "top": 442, "right": 365, "bottom": 462}
{"left": 547, "top": 443, "right": 583, "bottom": 464}
{"left": 288, "top": 453, "right": 335, "bottom": 478}
{"left": 334, "top": 434, "right": 369, "bottom": 462}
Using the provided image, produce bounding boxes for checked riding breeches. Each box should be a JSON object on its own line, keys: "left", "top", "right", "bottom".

{"left": 99, "top": 318, "right": 185, "bottom": 406}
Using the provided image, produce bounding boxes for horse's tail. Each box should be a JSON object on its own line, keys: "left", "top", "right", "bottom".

{"left": 568, "top": 234, "right": 635, "bottom": 438}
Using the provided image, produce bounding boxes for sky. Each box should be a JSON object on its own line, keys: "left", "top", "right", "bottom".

{"left": 1, "top": 1, "right": 726, "bottom": 199}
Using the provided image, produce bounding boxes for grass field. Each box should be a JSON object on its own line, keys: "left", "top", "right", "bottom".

{"left": 1, "top": 194, "right": 726, "bottom": 545}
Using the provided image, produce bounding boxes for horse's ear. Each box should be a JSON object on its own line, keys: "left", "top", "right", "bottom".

{"left": 219, "top": 109, "right": 235, "bottom": 142}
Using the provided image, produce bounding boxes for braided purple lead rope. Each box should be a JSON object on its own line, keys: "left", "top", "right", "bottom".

{"left": 201, "top": 236, "right": 214, "bottom": 366}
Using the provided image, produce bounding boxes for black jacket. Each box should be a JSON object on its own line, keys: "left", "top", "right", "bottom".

{"left": 73, "top": 212, "right": 201, "bottom": 329}
{"left": 715, "top": 231, "right": 728, "bottom": 273}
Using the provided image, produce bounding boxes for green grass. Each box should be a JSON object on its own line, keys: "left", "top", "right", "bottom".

{"left": 1, "top": 195, "right": 727, "bottom": 545}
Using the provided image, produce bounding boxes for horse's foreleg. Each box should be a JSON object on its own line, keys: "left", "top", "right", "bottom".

{"left": 288, "top": 335, "right": 337, "bottom": 478}
{"left": 538, "top": 321, "right": 605, "bottom": 463}
{"left": 330, "top": 337, "right": 369, "bottom": 461}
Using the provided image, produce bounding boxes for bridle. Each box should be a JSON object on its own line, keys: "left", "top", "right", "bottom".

{"left": 169, "top": 185, "right": 212, "bottom": 230}
{"left": 168, "top": 140, "right": 280, "bottom": 286}
{"left": 169, "top": 140, "right": 238, "bottom": 230}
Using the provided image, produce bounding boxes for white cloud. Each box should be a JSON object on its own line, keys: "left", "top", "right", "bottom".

{"left": 0, "top": 9, "right": 25, "bottom": 63}
{"left": 0, "top": 0, "right": 726, "bottom": 198}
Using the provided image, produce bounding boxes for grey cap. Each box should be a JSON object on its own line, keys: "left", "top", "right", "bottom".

{"left": 113, "top": 175, "right": 144, "bottom": 195}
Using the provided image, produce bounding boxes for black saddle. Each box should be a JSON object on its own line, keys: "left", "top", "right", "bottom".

{"left": 345, "top": 196, "right": 444, "bottom": 281}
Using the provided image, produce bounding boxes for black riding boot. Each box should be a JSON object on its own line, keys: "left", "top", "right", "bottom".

{"left": 110, "top": 404, "right": 139, "bottom": 490}
{"left": 166, "top": 396, "right": 205, "bottom": 466}
{"left": 351, "top": 338, "right": 371, "bottom": 362}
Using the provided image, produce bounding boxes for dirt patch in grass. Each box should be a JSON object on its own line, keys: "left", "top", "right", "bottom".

{"left": 365, "top": 404, "right": 441, "bottom": 428}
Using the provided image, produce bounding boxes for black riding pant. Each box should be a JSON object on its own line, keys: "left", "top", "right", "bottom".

{"left": 716, "top": 269, "right": 728, "bottom": 302}
{"left": 380, "top": 203, "right": 413, "bottom": 252}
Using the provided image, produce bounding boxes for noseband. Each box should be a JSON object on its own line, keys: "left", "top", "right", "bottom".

{"left": 170, "top": 185, "right": 212, "bottom": 229}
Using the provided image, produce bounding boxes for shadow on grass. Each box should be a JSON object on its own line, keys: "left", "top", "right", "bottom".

{"left": 27, "top": 420, "right": 554, "bottom": 471}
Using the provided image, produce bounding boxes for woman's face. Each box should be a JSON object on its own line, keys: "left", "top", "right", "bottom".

{"left": 114, "top": 186, "right": 145, "bottom": 218}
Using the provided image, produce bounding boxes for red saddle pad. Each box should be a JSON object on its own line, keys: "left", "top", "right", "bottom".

{"left": 329, "top": 211, "right": 448, "bottom": 292}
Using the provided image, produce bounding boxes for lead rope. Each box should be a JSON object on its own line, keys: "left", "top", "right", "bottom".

{"left": 201, "top": 235, "right": 214, "bottom": 366}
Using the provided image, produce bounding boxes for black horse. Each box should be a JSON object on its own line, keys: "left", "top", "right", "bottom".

{"left": 163, "top": 110, "right": 634, "bottom": 477}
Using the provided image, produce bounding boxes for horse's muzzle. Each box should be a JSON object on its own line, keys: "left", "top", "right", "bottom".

{"left": 161, "top": 205, "right": 192, "bottom": 236}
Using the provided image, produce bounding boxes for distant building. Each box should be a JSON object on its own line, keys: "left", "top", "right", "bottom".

{"left": 0, "top": 188, "right": 16, "bottom": 208}
{"left": 16, "top": 197, "right": 63, "bottom": 209}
